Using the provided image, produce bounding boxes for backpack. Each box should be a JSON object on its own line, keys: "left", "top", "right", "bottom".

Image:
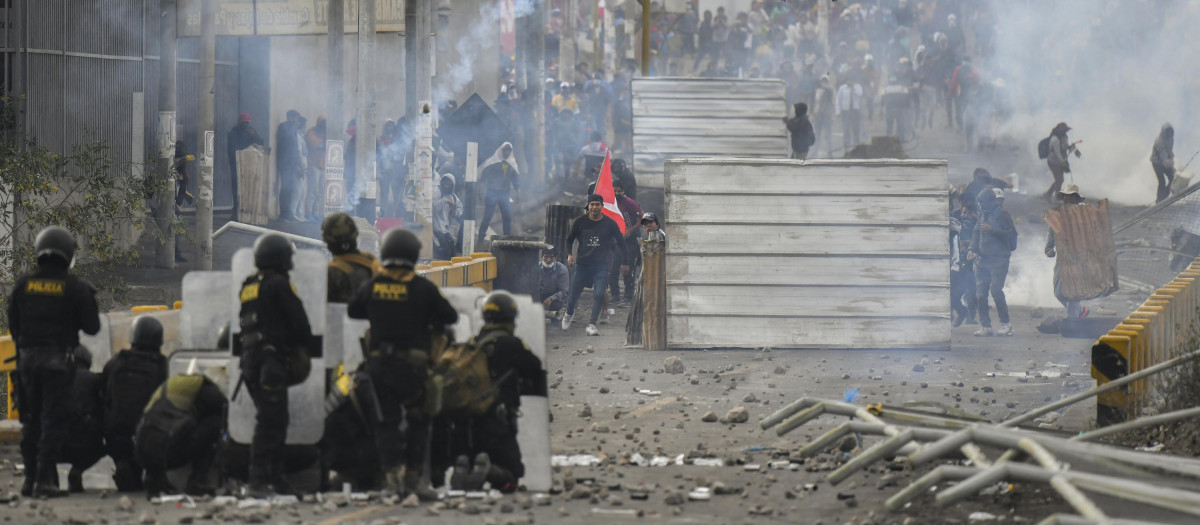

{"left": 104, "top": 351, "right": 167, "bottom": 434}
{"left": 135, "top": 382, "right": 197, "bottom": 472}
{"left": 1037, "top": 136, "right": 1051, "bottom": 159}
{"left": 430, "top": 330, "right": 512, "bottom": 417}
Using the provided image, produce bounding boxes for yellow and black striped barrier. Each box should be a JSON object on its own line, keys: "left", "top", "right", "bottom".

{"left": 1092, "top": 259, "right": 1200, "bottom": 425}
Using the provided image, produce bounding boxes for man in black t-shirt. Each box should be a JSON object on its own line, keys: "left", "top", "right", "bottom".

{"left": 562, "top": 194, "right": 627, "bottom": 336}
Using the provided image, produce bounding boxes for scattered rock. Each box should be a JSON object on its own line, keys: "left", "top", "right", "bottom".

{"left": 912, "top": 364, "right": 925, "bottom": 372}
{"left": 701, "top": 411, "right": 718, "bottom": 423}
{"left": 720, "top": 406, "right": 749, "bottom": 424}
{"left": 138, "top": 511, "right": 156, "bottom": 524}
{"left": 773, "top": 366, "right": 787, "bottom": 374}
{"left": 579, "top": 404, "right": 593, "bottom": 418}
{"left": 400, "top": 494, "right": 420, "bottom": 508}
{"left": 119, "top": 496, "right": 135, "bottom": 512}
{"left": 742, "top": 393, "right": 758, "bottom": 403}
{"left": 663, "top": 356, "right": 686, "bottom": 374}
{"left": 839, "top": 435, "right": 858, "bottom": 452}
{"left": 663, "top": 492, "right": 686, "bottom": 505}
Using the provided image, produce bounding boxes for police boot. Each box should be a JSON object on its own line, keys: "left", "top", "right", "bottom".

{"left": 246, "top": 461, "right": 272, "bottom": 498}
{"left": 185, "top": 454, "right": 217, "bottom": 496}
{"left": 268, "top": 457, "right": 294, "bottom": 496}
{"left": 34, "top": 463, "right": 66, "bottom": 498}
{"left": 402, "top": 469, "right": 439, "bottom": 502}
{"left": 68, "top": 468, "right": 85, "bottom": 493}
{"left": 465, "top": 452, "right": 490, "bottom": 491}
{"left": 449, "top": 455, "right": 470, "bottom": 491}
{"left": 113, "top": 460, "right": 139, "bottom": 492}
{"left": 20, "top": 455, "right": 36, "bottom": 497}
{"left": 485, "top": 464, "right": 518, "bottom": 494}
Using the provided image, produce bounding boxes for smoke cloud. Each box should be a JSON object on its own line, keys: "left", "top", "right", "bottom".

{"left": 984, "top": 0, "right": 1200, "bottom": 206}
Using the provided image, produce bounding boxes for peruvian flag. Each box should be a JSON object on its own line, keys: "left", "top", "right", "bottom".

{"left": 594, "top": 151, "right": 626, "bottom": 235}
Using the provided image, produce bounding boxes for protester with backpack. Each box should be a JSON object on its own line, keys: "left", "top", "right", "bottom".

{"left": 101, "top": 316, "right": 169, "bottom": 492}
{"left": 1041, "top": 122, "right": 1080, "bottom": 202}
{"left": 237, "top": 233, "right": 313, "bottom": 497}
{"left": 136, "top": 369, "right": 228, "bottom": 497}
{"left": 970, "top": 188, "right": 1017, "bottom": 337}
{"left": 441, "top": 293, "right": 547, "bottom": 493}
{"left": 347, "top": 228, "right": 459, "bottom": 498}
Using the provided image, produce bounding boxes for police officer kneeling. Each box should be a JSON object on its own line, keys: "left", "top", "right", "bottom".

{"left": 103, "top": 315, "right": 170, "bottom": 492}
{"left": 449, "top": 292, "right": 547, "bottom": 493}
{"left": 238, "top": 233, "right": 313, "bottom": 496}
{"left": 8, "top": 226, "right": 101, "bottom": 498}
{"left": 348, "top": 228, "right": 458, "bottom": 498}
{"left": 136, "top": 367, "right": 228, "bottom": 497}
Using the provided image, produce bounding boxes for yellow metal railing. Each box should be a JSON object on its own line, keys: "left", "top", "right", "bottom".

{"left": 1091, "top": 259, "right": 1200, "bottom": 424}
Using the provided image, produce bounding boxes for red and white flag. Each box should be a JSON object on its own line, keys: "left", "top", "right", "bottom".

{"left": 593, "top": 151, "right": 626, "bottom": 235}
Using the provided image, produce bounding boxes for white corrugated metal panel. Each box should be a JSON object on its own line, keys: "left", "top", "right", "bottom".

{"left": 632, "top": 78, "right": 788, "bottom": 189}
{"left": 663, "top": 158, "right": 951, "bottom": 350}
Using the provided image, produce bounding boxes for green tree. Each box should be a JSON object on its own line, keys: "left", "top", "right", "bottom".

{"left": 0, "top": 94, "right": 179, "bottom": 329}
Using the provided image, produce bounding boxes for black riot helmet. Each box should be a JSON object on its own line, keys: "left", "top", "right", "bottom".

{"left": 253, "top": 233, "right": 296, "bottom": 271}
{"left": 380, "top": 228, "right": 421, "bottom": 269}
{"left": 34, "top": 226, "right": 77, "bottom": 266}
{"left": 321, "top": 212, "right": 358, "bottom": 254}
{"left": 131, "top": 315, "right": 164, "bottom": 351}
{"left": 483, "top": 292, "right": 519, "bottom": 323}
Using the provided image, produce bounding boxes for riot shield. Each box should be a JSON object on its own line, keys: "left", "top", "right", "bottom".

{"left": 79, "top": 313, "right": 115, "bottom": 372}
{"left": 180, "top": 271, "right": 234, "bottom": 349}
{"left": 326, "top": 304, "right": 370, "bottom": 372}
{"left": 228, "top": 246, "right": 328, "bottom": 446}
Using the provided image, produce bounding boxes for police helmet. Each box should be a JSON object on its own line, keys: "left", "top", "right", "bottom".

{"left": 380, "top": 228, "right": 421, "bottom": 268}
{"left": 253, "top": 233, "right": 296, "bottom": 271}
{"left": 321, "top": 212, "right": 358, "bottom": 253}
{"left": 74, "top": 346, "right": 93, "bottom": 369}
{"left": 131, "top": 315, "right": 165, "bottom": 350}
{"left": 34, "top": 226, "right": 77, "bottom": 266}
{"left": 216, "top": 322, "right": 231, "bottom": 351}
{"left": 483, "top": 292, "right": 519, "bottom": 323}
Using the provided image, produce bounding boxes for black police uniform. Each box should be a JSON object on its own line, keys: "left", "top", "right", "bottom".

{"left": 136, "top": 374, "right": 228, "bottom": 496}
{"left": 238, "top": 269, "right": 312, "bottom": 489}
{"left": 101, "top": 343, "right": 168, "bottom": 491}
{"left": 7, "top": 260, "right": 100, "bottom": 495}
{"left": 465, "top": 324, "right": 546, "bottom": 488}
{"left": 63, "top": 357, "right": 104, "bottom": 493}
{"left": 347, "top": 268, "right": 458, "bottom": 475}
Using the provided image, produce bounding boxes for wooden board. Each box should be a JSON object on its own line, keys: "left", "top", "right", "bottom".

{"left": 667, "top": 316, "right": 949, "bottom": 349}
{"left": 1043, "top": 199, "right": 1120, "bottom": 301}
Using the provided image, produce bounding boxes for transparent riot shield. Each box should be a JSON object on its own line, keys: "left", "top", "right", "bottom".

{"left": 79, "top": 313, "right": 115, "bottom": 372}
{"left": 180, "top": 271, "right": 233, "bottom": 349}
{"left": 227, "top": 246, "right": 328, "bottom": 446}
{"left": 326, "top": 304, "right": 370, "bottom": 373}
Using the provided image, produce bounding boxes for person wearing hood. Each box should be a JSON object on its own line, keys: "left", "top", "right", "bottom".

{"left": 813, "top": 75, "right": 835, "bottom": 158}
{"left": 227, "top": 113, "right": 267, "bottom": 216}
{"left": 785, "top": 103, "right": 816, "bottom": 160}
{"left": 970, "top": 188, "right": 1017, "bottom": 337}
{"left": 1044, "top": 122, "right": 1079, "bottom": 202}
{"left": 1045, "top": 184, "right": 1089, "bottom": 319}
{"left": 477, "top": 143, "right": 520, "bottom": 245}
{"left": 1151, "top": 123, "right": 1175, "bottom": 203}
{"left": 611, "top": 158, "right": 638, "bottom": 201}
{"left": 433, "top": 173, "right": 464, "bottom": 260}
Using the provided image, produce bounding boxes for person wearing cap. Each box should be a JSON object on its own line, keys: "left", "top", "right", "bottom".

{"left": 970, "top": 187, "right": 1017, "bottom": 337}
{"left": 1151, "top": 123, "right": 1175, "bottom": 203}
{"left": 1045, "top": 184, "right": 1089, "bottom": 319}
{"left": 1044, "top": 122, "right": 1079, "bottom": 202}
{"left": 227, "top": 112, "right": 267, "bottom": 216}
{"left": 641, "top": 212, "right": 665, "bottom": 239}
{"left": 537, "top": 249, "right": 570, "bottom": 320}
{"left": 563, "top": 194, "right": 628, "bottom": 336}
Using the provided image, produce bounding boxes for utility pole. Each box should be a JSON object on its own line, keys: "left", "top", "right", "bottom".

{"left": 327, "top": 0, "right": 344, "bottom": 214}
{"left": 155, "top": 0, "right": 178, "bottom": 269}
{"left": 561, "top": 0, "right": 577, "bottom": 84}
{"left": 356, "top": 0, "right": 377, "bottom": 222}
{"left": 414, "top": 0, "right": 434, "bottom": 257}
{"left": 196, "top": 0, "right": 216, "bottom": 270}
{"left": 529, "top": 0, "right": 546, "bottom": 182}
{"left": 641, "top": 0, "right": 650, "bottom": 76}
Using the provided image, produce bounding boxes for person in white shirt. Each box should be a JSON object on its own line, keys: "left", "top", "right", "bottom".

{"left": 836, "top": 74, "right": 864, "bottom": 150}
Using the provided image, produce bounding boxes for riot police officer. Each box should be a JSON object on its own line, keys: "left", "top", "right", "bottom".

{"left": 238, "top": 233, "right": 313, "bottom": 496}
{"left": 102, "top": 315, "right": 169, "bottom": 492}
{"left": 136, "top": 369, "right": 228, "bottom": 497}
{"left": 348, "top": 228, "right": 458, "bottom": 498}
{"left": 7, "top": 226, "right": 101, "bottom": 497}
{"left": 63, "top": 346, "right": 104, "bottom": 493}
{"left": 449, "top": 292, "right": 547, "bottom": 493}
{"left": 322, "top": 212, "right": 380, "bottom": 302}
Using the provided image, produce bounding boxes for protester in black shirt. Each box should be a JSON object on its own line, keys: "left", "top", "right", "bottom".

{"left": 562, "top": 194, "right": 626, "bottom": 336}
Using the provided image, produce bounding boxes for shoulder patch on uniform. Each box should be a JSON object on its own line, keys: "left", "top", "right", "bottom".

{"left": 26, "top": 279, "right": 65, "bottom": 296}
{"left": 240, "top": 282, "right": 260, "bottom": 303}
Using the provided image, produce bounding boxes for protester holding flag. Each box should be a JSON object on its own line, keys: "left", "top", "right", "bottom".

{"left": 608, "top": 179, "right": 643, "bottom": 307}
{"left": 562, "top": 154, "right": 628, "bottom": 336}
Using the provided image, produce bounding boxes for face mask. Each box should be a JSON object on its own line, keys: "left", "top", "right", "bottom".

{"left": 541, "top": 260, "right": 555, "bottom": 268}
